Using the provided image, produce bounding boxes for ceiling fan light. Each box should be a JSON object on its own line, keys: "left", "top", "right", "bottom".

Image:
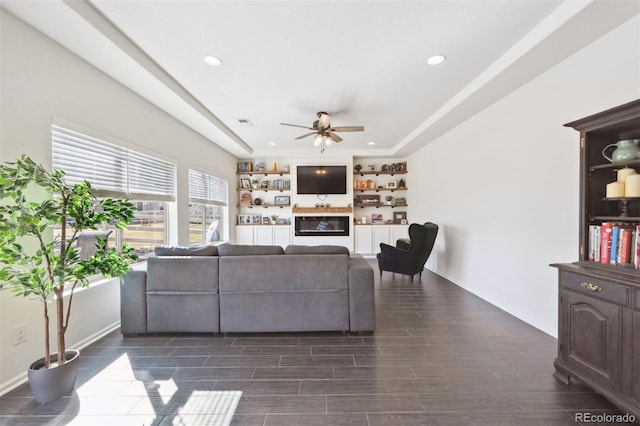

{"left": 324, "top": 136, "right": 332, "bottom": 146}
{"left": 314, "top": 134, "right": 323, "bottom": 146}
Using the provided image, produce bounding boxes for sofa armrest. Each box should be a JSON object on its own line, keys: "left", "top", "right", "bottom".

{"left": 348, "top": 255, "right": 375, "bottom": 332}
{"left": 120, "top": 268, "right": 147, "bottom": 335}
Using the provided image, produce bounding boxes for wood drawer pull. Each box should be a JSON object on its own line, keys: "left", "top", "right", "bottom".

{"left": 580, "top": 282, "right": 602, "bottom": 292}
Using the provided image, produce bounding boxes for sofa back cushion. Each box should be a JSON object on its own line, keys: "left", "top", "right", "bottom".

{"left": 219, "top": 254, "right": 348, "bottom": 292}
{"left": 284, "top": 245, "right": 349, "bottom": 255}
{"left": 147, "top": 256, "right": 219, "bottom": 292}
{"left": 218, "top": 244, "right": 284, "bottom": 256}
{"left": 155, "top": 244, "right": 219, "bottom": 257}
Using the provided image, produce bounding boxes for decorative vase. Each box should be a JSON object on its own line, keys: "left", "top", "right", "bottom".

{"left": 602, "top": 139, "right": 640, "bottom": 163}
{"left": 28, "top": 350, "right": 80, "bottom": 403}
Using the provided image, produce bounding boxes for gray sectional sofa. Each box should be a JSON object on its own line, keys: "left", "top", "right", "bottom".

{"left": 120, "top": 243, "right": 375, "bottom": 335}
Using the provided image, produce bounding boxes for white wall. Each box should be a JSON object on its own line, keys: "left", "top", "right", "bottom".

{"left": 0, "top": 10, "right": 238, "bottom": 393}
{"left": 407, "top": 16, "right": 640, "bottom": 336}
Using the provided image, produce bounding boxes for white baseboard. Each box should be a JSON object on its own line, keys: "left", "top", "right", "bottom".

{"left": 0, "top": 321, "right": 121, "bottom": 397}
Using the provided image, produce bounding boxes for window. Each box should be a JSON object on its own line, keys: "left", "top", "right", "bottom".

{"left": 51, "top": 119, "right": 176, "bottom": 258}
{"left": 188, "top": 169, "right": 228, "bottom": 245}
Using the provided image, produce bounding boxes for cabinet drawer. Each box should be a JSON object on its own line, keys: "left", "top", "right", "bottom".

{"left": 561, "top": 271, "right": 630, "bottom": 307}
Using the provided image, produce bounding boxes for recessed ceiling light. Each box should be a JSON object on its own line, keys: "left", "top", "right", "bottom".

{"left": 203, "top": 55, "right": 223, "bottom": 66}
{"left": 268, "top": 142, "right": 277, "bottom": 146}
{"left": 427, "top": 54, "right": 446, "bottom": 66}
{"left": 368, "top": 141, "right": 376, "bottom": 145}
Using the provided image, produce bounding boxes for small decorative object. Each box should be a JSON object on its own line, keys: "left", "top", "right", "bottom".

{"left": 325, "top": 203, "right": 330, "bottom": 208}
{"left": 372, "top": 213, "right": 383, "bottom": 223}
{"left": 361, "top": 216, "right": 367, "bottom": 224}
{"left": 255, "top": 162, "right": 266, "bottom": 171}
{"left": 262, "top": 217, "right": 270, "bottom": 225}
{"left": 617, "top": 167, "right": 636, "bottom": 182}
{"left": 240, "top": 192, "right": 252, "bottom": 206}
{"left": 394, "top": 197, "right": 407, "bottom": 206}
{"left": 384, "top": 195, "right": 393, "bottom": 205}
{"left": 274, "top": 195, "right": 290, "bottom": 205}
{"left": 368, "top": 164, "right": 375, "bottom": 171}
{"left": 273, "top": 162, "right": 278, "bottom": 171}
{"left": 606, "top": 181, "right": 625, "bottom": 198}
{"left": 283, "top": 164, "right": 290, "bottom": 172}
{"left": 253, "top": 198, "right": 262, "bottom": 205}
{"left": 354, "top": 163, "right": 362, "bottom": 172}
{"left": 393, "top": 211, "right": 407, "bottom": 224}
{"left": 625, "top": 174, "right": 640, "bottom": 197}
{"left": 315, "top": 203, "right": 320, "bottom": 208}
{"left": 270, "top": 214, "right": 278, "bottom": 223}
{"left": 251, "top": 179, "right": 260, "bottom": 189}
{"left": 260, "top": 180, "right": 269, "bottom": 189}
{"left": 240, "top": 178, "right": 251, "bottom": 189}
{"left": 400, "top": 219, "right": 408, "bottom": 225}
{"left": 237, "top": 161, "right": 253, "bottom": 172}
{"left": 602, "top": 139, "right": 640, "bottom": 163}
{"left": 386, "top": 181, "right": 397, "bottom": 189}
{"left": 399, "top": 178, "right": 406, "bottom": 188}
{"left": 277, "top": 218, "right": 287, "bottom": 225}
{"left": 381, "top": 164, "right": 389, "bottom": 172}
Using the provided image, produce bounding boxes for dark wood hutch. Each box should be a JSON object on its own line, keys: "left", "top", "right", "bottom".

{"left": 552, "top": 99, "right": 640, "bottom": 421}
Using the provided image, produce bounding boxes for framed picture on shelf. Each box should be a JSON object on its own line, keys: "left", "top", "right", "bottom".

{"left": 251, "top": 214, "right": 262, "bottom": 224}
{"left": 386, "top": 181, "right": 397, "bottom": 189}
{"left": 238, "top": 215, "right": 251, "bottom": 225}
{"left": 393, "top": 211, "right": 407, "bottom": 224}
{"left": 371, "top": 213, "right": 383, "bottom": 223}
{"left": 274, "top": 195, "right": 290, "bottom": 205}
{"left": 240, "top": 178, "right": 251, "bottom": 189}
{"left": 260, "top": 180, "right": 269, "bottom": 189}
{"left": 277, "top": 218, "right": 287, "bottom": 225}
{"left": 262, "top": 217, "right": 270, "bottom": 225}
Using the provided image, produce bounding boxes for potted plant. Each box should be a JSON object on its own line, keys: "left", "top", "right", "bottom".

{"left": 0, "top": 155, "right": 137, "bottom": 403}
{"left": 251, "top": 179, "right": 260, "bottom": 189}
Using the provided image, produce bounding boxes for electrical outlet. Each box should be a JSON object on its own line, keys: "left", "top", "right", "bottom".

{"left": 13, "top": 324, "right": 27, "bottom": 345}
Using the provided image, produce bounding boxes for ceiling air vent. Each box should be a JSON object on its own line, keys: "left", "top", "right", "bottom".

{"left": 237, "top": 119, "right": 253, "bottom": 127}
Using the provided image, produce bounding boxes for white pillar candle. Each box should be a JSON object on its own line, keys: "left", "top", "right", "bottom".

{"left": 617, "top": 167, "right": 637, "bottom": 182}
{"left": 606, "top": 181, "right": 625, "bottom": 198}
{"left": 361, "top": 216, "right": 367, "bottom": 224}
{"left": 625, "top": 174, "right": 640, "bottom": 197}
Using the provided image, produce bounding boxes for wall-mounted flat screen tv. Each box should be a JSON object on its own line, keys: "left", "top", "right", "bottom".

{"left": 296, "top": 165, "right": 347, "bottom": 194}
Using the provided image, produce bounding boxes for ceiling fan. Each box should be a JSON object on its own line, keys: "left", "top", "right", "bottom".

{"left": 280, "top": 112, "right": 364, "bottom": 152}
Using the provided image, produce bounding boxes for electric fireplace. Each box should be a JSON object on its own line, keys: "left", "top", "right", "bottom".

{"left": 294, "top": 216, "right": 350, "bottom": 237}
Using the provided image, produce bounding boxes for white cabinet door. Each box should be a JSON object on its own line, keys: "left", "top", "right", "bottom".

{"left": 235, "top": 226, "right": 254, "bottom": 244}
{"left": 272, "top": 225, "right": 291, "bottom": 248}
{"left": 254, "top": 226, "right": 274, "bottom": 245}
{"left": 390, "top": 225, "right": 409, "bottom": 245}
{"left": 354, "top": 226, "right": 373, "bottom": 254}
{"left": 372, "top": 226, "right": 390, "bottom": 254}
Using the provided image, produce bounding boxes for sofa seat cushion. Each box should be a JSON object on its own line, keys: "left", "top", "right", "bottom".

{"left": 284, "top": 245, "right": 349, "bottom": 255}
{"left": 218, "top": 244, "right": 284, "bottom": 256}
{"left": 154, "top": 243, "right": 219, "bottom": 257}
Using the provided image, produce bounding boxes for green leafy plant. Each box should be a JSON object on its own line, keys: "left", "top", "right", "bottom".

{"left": 0, "top": 155, "right": 137, "bottom": 369}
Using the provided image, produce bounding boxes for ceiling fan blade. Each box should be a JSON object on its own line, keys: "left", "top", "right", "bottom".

{"left": 329, "top": 126, "right": 364, "bottom": 132}
{"left": 294, "top": 132, "right": 316, "bottom": 140}
{"left": 327, "top": 132, "right": 343, "bottom": 142}
{"left": 281, "top": 123, "right": 314, "bottom": 130}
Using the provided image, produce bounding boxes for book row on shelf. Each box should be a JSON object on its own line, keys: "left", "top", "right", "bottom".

{"left": 589, "top": 223, "right": 640, "bottom": 269}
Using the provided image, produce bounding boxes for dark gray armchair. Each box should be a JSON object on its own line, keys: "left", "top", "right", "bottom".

{"left": 376, "top": 222, "right": 438, "bottom": 281}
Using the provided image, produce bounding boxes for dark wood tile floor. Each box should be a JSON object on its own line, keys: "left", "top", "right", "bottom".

{"left": 0, "top": 261, "right": 628, "bottom": 425}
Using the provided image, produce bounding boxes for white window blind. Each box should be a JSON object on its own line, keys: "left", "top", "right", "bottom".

{"left": 189, "top": 169, "right": 228, "bottom": 206}
{"left": 52, "top": 123, "right": 176, "bottom": 201}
